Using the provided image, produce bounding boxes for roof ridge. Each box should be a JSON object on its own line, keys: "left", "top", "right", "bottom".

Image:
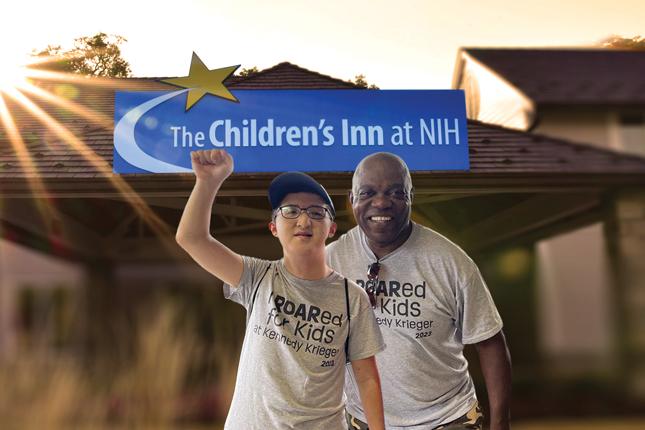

{"left": 97, "top": 63, "right": 361, "bottom": 88}
{"left": 459, "top": 48, "right": 645, "bottom": 106}
{"left": 232, "top": 61, "right": 361, "bottom": 88}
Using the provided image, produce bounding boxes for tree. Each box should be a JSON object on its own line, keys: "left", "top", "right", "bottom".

{"left": 31, "top": 44, "right": 71, "bottom": 73}
{"left": 33, "top": 33, "right": 131, "bottom": 77}
{"left": 237, "top": 66, "right": 259, "bottom": 77}
{"left": 599, "top": 35, "right": 645, "bottom": 50}
{"left": 350, "top": 74, "right": 379, "bottom": 89}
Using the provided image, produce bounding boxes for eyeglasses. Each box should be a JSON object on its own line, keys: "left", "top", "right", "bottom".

{"left": 365, "top": 261, "right": 380, "bottom": 308}
{"left": 275, "top": 204, "right": 332, "bottom": 220}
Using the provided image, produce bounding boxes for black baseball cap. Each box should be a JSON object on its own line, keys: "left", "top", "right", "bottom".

{"left": 268, "top": 172, "right": 335, "bottom": 217}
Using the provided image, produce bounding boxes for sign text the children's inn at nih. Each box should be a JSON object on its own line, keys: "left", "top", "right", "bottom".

{"left": 113, "top": 57, "right": 469, "bottom": 174}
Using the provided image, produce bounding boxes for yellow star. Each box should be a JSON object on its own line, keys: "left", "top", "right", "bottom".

{"left": 162, "top": 52, "right": 239, "bottom": 111}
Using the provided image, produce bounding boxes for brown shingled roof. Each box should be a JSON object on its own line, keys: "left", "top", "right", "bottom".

{"left": 466, "top": 119, "right": 645, "bottom": 173}
{"left": 230, "top": 62, "right": 359, "bottom": 89}
{"left": 0, "top": 62, "right": 356, "bottom": 180}
{"left": 2, "top": 61, "right": 645, "bottom": 192}
{"left": 7, "top": 119, "right": 645, "bottom": 178}
{"left": 462, "top": 48, "right": 645, "bottom": 106}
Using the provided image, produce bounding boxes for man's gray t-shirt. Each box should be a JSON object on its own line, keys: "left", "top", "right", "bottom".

{"left": 327, "top": 223, "right": 502, "bottom": 429}
{"left": 223, "top": 256, "right": 385, "bottom": 430}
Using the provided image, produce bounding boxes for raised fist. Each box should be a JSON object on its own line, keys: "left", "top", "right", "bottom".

{"left": 190, "top": 149, "right": 234, "bottom": 184}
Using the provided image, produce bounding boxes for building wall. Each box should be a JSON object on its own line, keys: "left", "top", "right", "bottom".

{"left": 610, "top": 190, "right": 645, "bottom": 398}
{"left": 536, "top": 223, "right": 616, "bottom": 375}
{"left": 609, "top": 110, "right": 645, "bottom": 158}
{"left": 457, "top": 71, "right": 644, "bottom": 382}
{"left": 535, "top": 107, "right": 645, "bottom": 158}
{"left": 527, "top": 108, "right": 644, "bottom": 380}
{"left": 533, "top": 110, "right": 620, "bottom": 377}
{"left": 0, "top": 239, "right": 84, "bottom": 356}
{"left": 534, "top": 109, "right": 612, "bottom": 149}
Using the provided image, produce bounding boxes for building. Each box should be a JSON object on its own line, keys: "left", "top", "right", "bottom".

{"left": 2, "top": 60, "right": 645, "bottom": 416}
{"left": 454, "top": 47, "right": 645, "bottom": 397}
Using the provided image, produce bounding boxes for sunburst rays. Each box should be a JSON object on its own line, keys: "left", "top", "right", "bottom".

{"left": 0, "top": 92, "right": 56, "bottom": 242}
{"left": 0, "top": 61, "right": 178, "bottom": 257}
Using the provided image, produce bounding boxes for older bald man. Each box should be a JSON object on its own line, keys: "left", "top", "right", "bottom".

{"left": 328, "top": 152, "right": 511, "bottom": 430}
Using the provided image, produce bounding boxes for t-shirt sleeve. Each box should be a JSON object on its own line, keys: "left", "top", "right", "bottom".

{"left": 347, "top": 286, "right": 386, "bottom": 361}
{"left": 223, "top": 256, "right": 272, "bottom": 310}
{"left": 458, "top": 265, "right": 503, "bottom": 344}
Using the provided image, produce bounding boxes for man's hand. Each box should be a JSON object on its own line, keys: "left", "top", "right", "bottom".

{"left": 474, "top": 330, "right": 511, "bottom": 430}
{"left": 191, "top": 149, "right": 234, "bottom": 185}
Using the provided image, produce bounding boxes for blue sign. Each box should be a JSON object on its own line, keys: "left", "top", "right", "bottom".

{"left": 113, "top": 89, "right": 469, "bottom": 173}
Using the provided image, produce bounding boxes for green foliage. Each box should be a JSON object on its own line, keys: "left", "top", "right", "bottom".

{"left": 237, "top": 66, "right": 259, "bottom": 77}
{"left": 32, "top": 33, "right": 131, "bottom": 77}
{"left": 599, "top": 35, "right": 645, "bottom": 49}
{"left": 350, "top": 74, "right": 379, "bottom": 89}
{"left": 31, "top": 45, "right": 71, "bottom": 72}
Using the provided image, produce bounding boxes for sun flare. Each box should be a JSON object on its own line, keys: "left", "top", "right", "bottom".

{"left": 0, "top": 63, "right": 28, "bottom": 91}
{"left": 0, "top": 53, "right": 175, "bottom": 252}
{"left": 0, "top": 50, "right": 38, "bottom": 88}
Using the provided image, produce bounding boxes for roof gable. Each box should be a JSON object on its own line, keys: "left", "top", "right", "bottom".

{"left": 229, "top": 62, "right": 358, "bottom": 89}
{"left": 461, "top": 48, "right": 645, "bottom": 106}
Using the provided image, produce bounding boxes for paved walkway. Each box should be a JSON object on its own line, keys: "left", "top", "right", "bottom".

{"left": 514, "top": 418, "right": 645, "bottom": 430}
{"left": 202, "top": 418, "right": 645, "bottom": 430}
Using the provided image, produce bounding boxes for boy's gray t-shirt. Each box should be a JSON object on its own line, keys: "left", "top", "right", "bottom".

{"left": 223, "top": 257, "right": 385, "bottom": 430}
{"left": 327, "top": 223, "right": 503, "bottom": 429}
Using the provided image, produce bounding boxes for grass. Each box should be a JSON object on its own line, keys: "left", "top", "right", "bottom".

{"left": 2, "top": 291, "right": 643, "bottom": 429}
{"left": 0, "top": 300, "right": 236, "bottom": 429}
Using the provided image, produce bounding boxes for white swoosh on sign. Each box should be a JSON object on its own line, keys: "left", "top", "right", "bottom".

{"left": 114, "top": 89, "right": 192, "bottom": 173}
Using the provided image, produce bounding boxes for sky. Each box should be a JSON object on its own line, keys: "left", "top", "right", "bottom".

{"left": 3, "top": 0, "right": 645, "bottom": 89}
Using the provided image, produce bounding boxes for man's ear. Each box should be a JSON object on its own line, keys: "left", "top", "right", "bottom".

{"left": 268, "top": 221, "right": 278, "bottom": 237}
{"left": 328, "top": 222, "right": 337, "bottom": 238}
{"left": 410, "top": 187, "right": 415, "bottom": 202}
{"left": 348, "top": 190, "right": 354, "bottom": 205}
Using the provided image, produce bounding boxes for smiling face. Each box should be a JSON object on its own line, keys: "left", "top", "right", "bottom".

{"left": 351, "top": 153, "right": 413, "bottom": 257}
{"left": 269, "top": 192, "right": 337, "bottom": 257}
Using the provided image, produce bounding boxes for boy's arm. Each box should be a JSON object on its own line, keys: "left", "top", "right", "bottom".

{"left": 175, "top": 149, "right": 244, "bottom": 287}
{"left": 350, "top": 356, "right": 385, "bottom": 430}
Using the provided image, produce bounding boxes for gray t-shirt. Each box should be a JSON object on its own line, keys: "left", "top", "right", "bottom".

{"left": 223, "top": 256, "right": 385, "bottom": 430}
{"left": 327, "top": 223, "right": 502, "bottom": 429}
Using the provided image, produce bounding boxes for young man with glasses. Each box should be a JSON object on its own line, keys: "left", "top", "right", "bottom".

{"left": 327, "top": 152, "right": 511, "bottom": 430}
{"left": 176, "top": 149, "right": 386, "bottom": 430}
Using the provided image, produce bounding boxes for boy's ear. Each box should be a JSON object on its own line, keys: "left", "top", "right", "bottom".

{"left": 328, "top": 222, "right": 337, "bottom": 238}
{"left": 268, "top": 221, "right": 278, "bottom": 237}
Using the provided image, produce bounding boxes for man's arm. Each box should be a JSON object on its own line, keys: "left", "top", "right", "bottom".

{"left": 175, "top": 150, "right": 244, "bottom": 287}
{"left": 350, "top": 356, "right": 385, "bottom": 430}
{"left": 474, "top": 330, "right": 512, "bottom": 430}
